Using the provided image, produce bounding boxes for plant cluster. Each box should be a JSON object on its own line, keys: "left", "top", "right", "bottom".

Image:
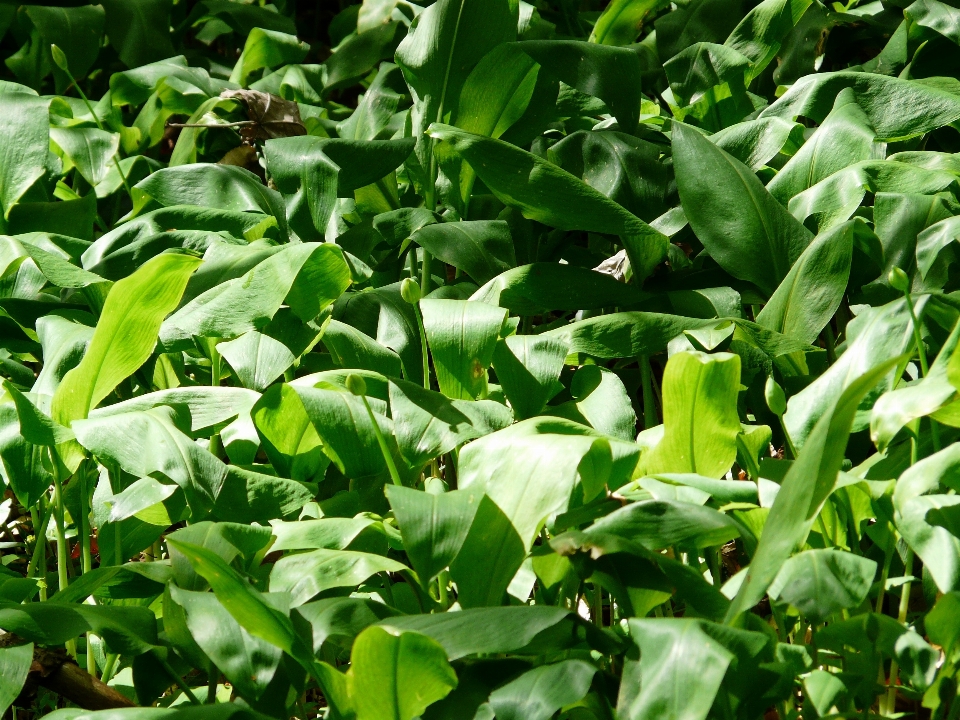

{"left": 4, "top": 0, "right": 960, "bottom": 719}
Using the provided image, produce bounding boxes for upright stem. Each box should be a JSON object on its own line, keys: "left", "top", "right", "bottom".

{"left": 885, "top": 548, "right": 915, "bottom": 715}
{"left": 414, "top": 303, "right": 430, "bottom": 390}
{"left": 154, "top": 650, "right": 201, "bottom": 705}
{"left": 640, "top": 356, "right": 658, "bottom": 429}
{"left": 50, "top": 455, "right": 75, "bottom": 658}
{"left": 360, "top": 395, "right": 403, "bottom": 486}
{"left": 207, "top": 662, "right": 219, "bottom": 704}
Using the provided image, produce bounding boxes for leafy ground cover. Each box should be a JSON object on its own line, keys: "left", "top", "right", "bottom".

{"left": 4, "top": 0, "right": 960, "bottom": 718}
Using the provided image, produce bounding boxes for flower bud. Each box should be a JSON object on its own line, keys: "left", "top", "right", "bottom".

{"left": 345, "top": 373, "right": 367, "bottom": 397}
{"left": 888, "top": 267, "right": 909, "bottom": 293}
{"left": 765, "top": 376, "right": 786, "bottom": 416}
{"left": 400, "top": 277, "right": 421, "bottom": 304}
{"left": 50, "top": 45, "right": 69, "bottom": 73}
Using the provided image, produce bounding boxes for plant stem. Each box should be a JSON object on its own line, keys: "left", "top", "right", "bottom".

{"left": 27, "top": 501, "right": 53, "bottom": 581}
{"left": 207, "top": 662, "right": 218, "bottom": 704}
{"left": 360, "top": 395, "right": 403, "bottom": 486}
{"left": 413, "top": 302, "right": 430, "bottom": 390}
{"left": 640, "top": 355, "right": 658, "bottom": 429}
{"left": 904, "top": 291, "right": 929, "bottom": 377}
{"left": 63, "top": 65, "right": 133, "bottom": 202}
{"left": 154, "top": 650, "right": 201, "bottom": 705}
{"left": 100, "top": 653, "right": 119, "bottom": 684}
{"left": 885, "top": 548, "right": 915, "bottom": 715}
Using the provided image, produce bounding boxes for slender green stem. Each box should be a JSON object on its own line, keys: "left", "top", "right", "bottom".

{"left": 885, "top": 548, "right": 915, "bottom": 715}
{"left": 437, "top": 569, "right": 450, "bottom": 609}
{"left": 154, "top": 650, "right": 201, "bottom": 705}
{"left": 904, "top": 292, "right": 929, "bottom": 377}
{"left": 420, "top": 250, "right": 433, "bottom": 295}
{"left": 62, "top": 65, "right": 133, "bottom": 202}
{"left": 50, "top": 457, "right": 70, "bottom": 596}
{"left": 413, "top": 302, "right": 430, "bottom": 390}
{"left": 100, "top": 653, "right": 119, "bottom": 684}
{"left": 360, "top": 395, "right": 403, "bottom": 486}
{"left": 876, "top": 537, "right": 894, "bottom": 614}
{"left": 640, "top": 355, "right": 658, "bottom": 430}
{"left": 207, "top": 662, "right": 219, "bottom": 704}
{"left": 27, "top": 501, "right": 53, "bottom": 581}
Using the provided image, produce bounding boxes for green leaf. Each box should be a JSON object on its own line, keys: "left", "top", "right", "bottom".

{"left": 346, "top": 626, "right": 458, "bottom": 720}
{"left": 218, "top": 331, "right": 296, "bottom": 392}
{"left": 639, "top": 351, "right": 743, "bottom": 478}
{"left": 723, "top": 0, "right": 811, "bottom": 82}
{"left": 420, "top": 299, "right": 507, "bottom": 401}
{"left": 621, "top": 619, "right": 733, "bottom": 720}
{"left": 471, "top": 263, "right": 641, "bottom": 315}
{"left": 485, "top": 660, "right": 597, "bottom": 720}
{"left": 672, "top": 121, "right": 813, "bottom": 296}
{"left": 428, "top": 124, "right": 669, "bottom": 281}
{"left": 519, "top": 40, "right": 643, "bottom": 133}
{"left": 389, "top": 377, "right": 513, "bottom": 469}
{"left": 230, "top": 28, "right": 309, "bottom": 86}
{"left": 727, "top": 355, "right": 904, "bottom": 621}
{"left": 0, "top": 91, "right": 49, "bottom": 218}
{"left": 590, "top": 0, "right": 669, "bottom": 45}
{"left": 755, "top": 219, "right": 858, "bottom": 345}
{"left": 449, "top": 493, "right": 527, "bottom": 607}
{"left": 387, "top": 485, "right": 480, "bottom": 585}
{"left": 100, "top": 0, "right": 175, "bottom": 69}
{"left": 769, "top": 548, "right": 877, "bottom": 622}
{"left": 252, "top": 384, "right": 329, "bottom": 482}
{"left": 169, "top": 585, "right": 281, "bottom": 701}
{"left": 0, "top": 642, "right": 32, "bottom": 717}
{"left": 766, "top": 87, "right": 880, "bottom": 205}
{"left": 491, "top": 333, "right": 568, "bottom": 419}
{"left": 584, "top": 498, "right": 741, "bottom": 550}
{"left": 269, "top": 548, "right": 408, "bottom": 606}
{"left": 51, "top": 252, "right": 201, "bottom": 424}
{"left": 411, "top": 221, "right": 515, "bottom": 286}
{"left": 160, "top": 243, "right": 351, "bottom": 352}
{"left": 760, "top": 71, "right": 960, "bottom": 142}
{"left": 394, "top": 0, "right": 516, "bottom": 178}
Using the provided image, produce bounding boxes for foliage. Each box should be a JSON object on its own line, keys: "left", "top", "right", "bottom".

{"left": 3, "top": 0, "right": 960, "bottom": 719}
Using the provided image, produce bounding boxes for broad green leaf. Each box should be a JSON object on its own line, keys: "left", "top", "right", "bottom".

{"left": 548, "top": 130, "right": 670, "bottom": 221}
{"left": 347, "top": 626, "right": 458, "bottom": 720}
{"left": 73, "top": 407, "right": 227, "bottom": 517}
{"left": 710, "top": 116, "right": 804, "bottom": 171}
{"left": 723, "top": 0, "right": 811, "bottom": 82}
{"left": 100, "top": 0, "right": 176, "bottom": 69}
{"left": 387, "top": 485, "right": 480, "bottom": 585}
{"left": 52, "top": 252, "right": 201, "bottom": 424}
{"left": 590, "top": 0, "right": 669, "bottom": 45}
{"left": 135, "top": 165, "right": 289, "bottom": 239}
{"left": 323, "top": 319, "right": 404, "bottom": 379}
{"left": 767, "top": 87, "right": 880, "bottom": 205}
{"left": 218, "top": 331, "right": 296, "bottom": 392}
{"left": 551, "top": 365, "right": 638, "bottom": 441}
{"left": 0, "top": 89, "right": 49, "bottom": 218}
{"left": 51, "top": 127, "right": 119, "bottom": 188}
{"left": 769, "top": 548, "right": 877, "bottom": 622}
{"left": 727, "top": 356, "right": 904, "bottom": 621}
{"left": 448, "top": 493, "right": 526, "bottom": 607}
{"left": 169, "top": 585, "right": 281, "bottom": 701}
{"left": 471, "top": 263, "right": 641, "bottom": 315}
{"left": 0, "top": 642, "right": 32, "bottom": 717}
{"left": 755, "top": 219, "right": 858, "bottom": 344}
{"left": 394, "top": 0, "right": 516, "bottom": 178}
{"left": 388, "top": 377, "right": 513, "bottom": 468}
{"left": 420, "top": 299, "right": 507, "bottom": 400}
{"left": 485, "top": 660, "right": 597, "bottom": 720}
{"left": 784, "top": 298, "right": 918, "bottom": 447}
{"left": 166, "top": 539, "right": 307, "bottom": 664}
{"left": 639, "top": 351, "right": 742, "bottom": 478}
{"left": 673, "top": 121, "right": 812, "bottom": 296}
{"left": 760, "top": 71, "right": 960, "bottom": 141}
{"left": 585, "top": 498, "right": 740, "bottom": 550}
{"left": 160, "top": 243, "right": 351, "bottom": 351}
{"left": 269, "top": 549, "right": 408, "bottom": 606}
{"left": 519, "top": 40, "right": 643, "bottom": 133}
{"left": 459, "top": 417, "right": 641, "bottom": 547}
{"left": 411, "top": 221, "right": 515, "bottom": 286}
{"left": 252, "top": 384, "right": 329, "bottom": 482}
{"left": 788, "top": 161, "right": 957, "bottom": 231}
{"left": 621, "top": 619, "right": 733, "bottom": 720}
{"left": 871, "top": 318, "right": 960, "bottom": 450}
{"left": 230, "top": 28, "right": 309, "bottom": 85}
{"left": 428, "top": 125, "right": 669, "bottom": 281}
{"left": 491, "top": 333, "right": 568, "bottom": 419}
{"left": 270, "top": 517, "right": 378, "bottom": 553}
